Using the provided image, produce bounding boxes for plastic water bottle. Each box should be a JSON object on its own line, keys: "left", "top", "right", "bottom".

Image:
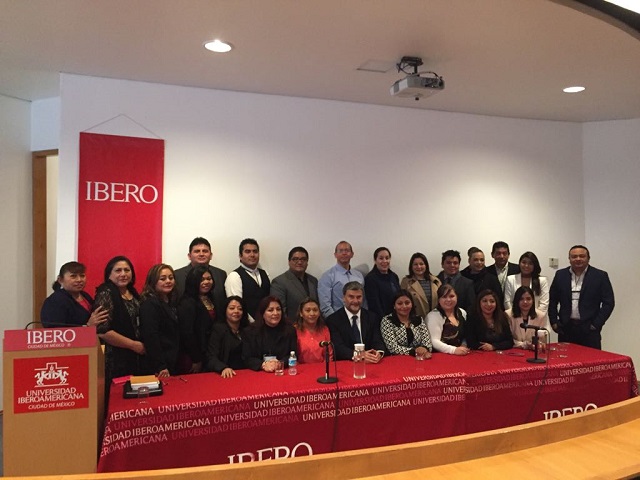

{"left": 353, "top": 343, "right": 366, "bottom": 379}
{"left": 288, "top": 351, "right": 297, "bottom": 375}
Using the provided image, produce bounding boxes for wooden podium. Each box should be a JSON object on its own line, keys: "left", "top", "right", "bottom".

{"left": 3, "top": 327, "right": 104, "bottom": 476}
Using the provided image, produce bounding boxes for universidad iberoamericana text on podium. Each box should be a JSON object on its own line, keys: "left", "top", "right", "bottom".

{"left": 3, "top": 326, "right": 104, "bottom": 475}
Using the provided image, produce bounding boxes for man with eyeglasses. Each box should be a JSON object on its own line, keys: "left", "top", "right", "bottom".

{"left": 318, "top": 241, "right": 366, "bottom": 317}
{"left": 270, "top": 246, "right": 319, "bottom": 320}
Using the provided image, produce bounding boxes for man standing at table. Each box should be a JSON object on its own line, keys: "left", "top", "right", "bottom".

{"left": 326, "top": 281, "right": 384, "bottom": 362}
{"left": 485, "top": 241, "right": 520, "bottom": 292}
{"left": 174, "top": 237, "right": 227, "bottom": 321}
{"left": 549, "top": 245, "right": 614, "bottom": 349}
{"left": 437, "top": 250, "right": 475, "bottom": 313}
{"left": 225, "top": 238, "right": 270, "bottom": 322}
{"left": 270, "top": 246, "right": 318, "bottom": 320}
{"left": 318, "top": 241, "right": 365, "bottom": 317}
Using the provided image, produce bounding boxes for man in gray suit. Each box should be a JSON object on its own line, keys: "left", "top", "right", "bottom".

{"left": 174, "top": 237, "right": 227, "bottom": 321}
{"left": 270, "top": 246, "right": 319, "bottom": 321}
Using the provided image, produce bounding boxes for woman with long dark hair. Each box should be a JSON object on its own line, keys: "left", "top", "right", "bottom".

{"left": 139, "top": 264, "right": 179, "bottom": 378}
{"left": 400, "top": 252, "right": 442, "bottom": 318}
{"left": 40, "top": 261, "right": 108, "bottom": 327}
{"left": 177, "top": 266, "right": 216, "bottom": 374}
{"left": 95, "top": 256, "right": 145, "bottom": 394}
{"left": 242, "top": 295, "right": 297, "bottom": 372}
{"left": 467, "top": 289, "right": 513, "bottom": 351}
{"left": 380, "top": 290, "right": 432, "bottom": 357}
{"left": 205, "top": 296, "right": 249, "bottom": 377}
{"left": 506, "top": 286, "right": 548, "bottom": 349}
{"left": 504, "top": 251, "right": 549, "bottom": 313}
{"left": 426, "top": 284, "right": 470, "bottom": 355}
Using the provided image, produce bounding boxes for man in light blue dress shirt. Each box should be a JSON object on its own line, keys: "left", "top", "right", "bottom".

{"left": 318, "top": 241, "right": 366, "bottom": 317}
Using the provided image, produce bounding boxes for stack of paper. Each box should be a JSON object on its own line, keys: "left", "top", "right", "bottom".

{"left": 129, "top": 375, "right": 160, "bottom": 390}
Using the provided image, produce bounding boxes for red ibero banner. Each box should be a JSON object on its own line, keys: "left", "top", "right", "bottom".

{"left": 14, "top": 355, "right": 89, "bottom": 413}
{"left": 78, "top": 133, "right": 164, "bottom": 294}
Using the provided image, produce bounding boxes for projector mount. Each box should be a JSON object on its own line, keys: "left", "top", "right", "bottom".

{"left": 392, "top": 56, "right": 444, "bottom": 101}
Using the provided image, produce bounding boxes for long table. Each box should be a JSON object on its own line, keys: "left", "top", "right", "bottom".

{"left": 98, "top": 344, "right": 637, "bottom": 472}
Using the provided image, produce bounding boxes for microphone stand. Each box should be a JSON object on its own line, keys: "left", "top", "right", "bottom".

{"left": 527, "top": 326, "right": 546, "bottom": 364}
{"left": 317, "top": 344, "right": 338, "bottom": 384}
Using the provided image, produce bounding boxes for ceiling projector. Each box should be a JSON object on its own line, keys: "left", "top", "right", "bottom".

{"left": 390, "top": 56, "right": 444, "bottom": 100}
{"left": 390, "top": 74, "right": 445, "bottom": 100}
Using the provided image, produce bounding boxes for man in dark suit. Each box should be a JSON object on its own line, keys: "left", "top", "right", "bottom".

{"left": 485, "top": 241, "right": 520, "bottom": 293}
{"left": 326, "top": 281, "right": 385, "bottom": 362}
{"left": 270, "top": 246, "right": 318, "bottom": 321}
{"left": 549, "top": 245, "right": 614, "bottom": 349}
{"left": 173, "top": 237, "right": 227, "bottom": 321}
{"left": 437, "top": 250, "right": 475, "bottom": 313}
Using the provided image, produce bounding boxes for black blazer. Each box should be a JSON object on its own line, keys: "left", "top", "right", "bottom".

{"left": 326, "top": 307, "right": 385, "bottom": 360}
{"left": 485, "top": 262, "right": 520, "bottom": 278}
{"left": 205, "top": 322, "right": 245, "bottom": 373}
{"left": 174, "top": 264, "right": 227, "bottom": 322}
{"left": 549, "top": 266, "right": 614, "bottom": 330}
{"left": 242, "top": 323, "right": 298, "bottom": 371}
{"left": 139, "top": 296, "right": 180, "bottom": 375}
{"left": 40, "top": 289, "right": 93, "bottom": 327}
{"left": 177, "top": 296, "right": 214, "bottom": 364}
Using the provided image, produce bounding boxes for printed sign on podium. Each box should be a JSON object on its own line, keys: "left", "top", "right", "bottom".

{"left": 3, "top": 327, "right": 104, "bottom": 476}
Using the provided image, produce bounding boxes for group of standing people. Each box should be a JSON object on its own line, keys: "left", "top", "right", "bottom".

{"left": 40, "top": 238, "right": 615, "bottom": 390}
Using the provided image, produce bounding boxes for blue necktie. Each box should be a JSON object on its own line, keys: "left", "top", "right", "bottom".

{"left": 351, "top": 315, "right": 362, "bottom": 343}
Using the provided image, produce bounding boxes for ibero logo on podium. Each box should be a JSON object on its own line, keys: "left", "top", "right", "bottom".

{"left": 14, "top": 355, "right": 89, "bottom": 413}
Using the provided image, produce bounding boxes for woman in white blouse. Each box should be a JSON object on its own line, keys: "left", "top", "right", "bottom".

{"left": 504, "top": 251, "right": 549, "bottom": 314}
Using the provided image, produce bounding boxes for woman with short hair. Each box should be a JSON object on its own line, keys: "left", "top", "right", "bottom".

{"left": 426, "top": 284, "right": 470, "bottom": 355}
{"left": 40, "top": 261, "right": 108, "bottom": 327}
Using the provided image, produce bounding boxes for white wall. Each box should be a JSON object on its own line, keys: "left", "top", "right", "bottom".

{"left": 59, "top": 74, "right": 583, "bottom": 287}
{"left": 0, "top": 94, "right": 33, "bottom": 407}
{"left": 31, "top": 97, "right": 60, "bottom": 152}
{"left": 583, "top": 118, "right": 640, "bottom": 368}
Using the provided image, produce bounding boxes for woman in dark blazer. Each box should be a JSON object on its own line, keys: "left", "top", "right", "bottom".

{"left": 364, "top": 247, "right": 401, "bottom": 318}
{"left": 205, "top": 296, "right": 249, "bottom": 377}
{"left": 139, "top": 264, "right": 179, "bottom": 378}
{"left": 177, "top": 266, "right": 216, "bottom": 374}
{"left": 40, "top": 261, "right": 108, "bottom": 327}
{"left": 467, "top": 289, "right": 513, "bottom": 351}
{"left": 242, "top": 296, "right": 297, "bottom": 372}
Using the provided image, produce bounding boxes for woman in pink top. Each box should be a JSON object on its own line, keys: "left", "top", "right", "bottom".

{"left": 295, "top": 298, "right": 332, "bottom": 363}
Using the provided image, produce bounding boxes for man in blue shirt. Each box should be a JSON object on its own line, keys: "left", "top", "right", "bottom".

{"left": 318, "top": 241, "right": 365, "bottom": 317}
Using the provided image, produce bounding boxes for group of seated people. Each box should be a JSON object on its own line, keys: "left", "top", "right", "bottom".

{"left": 40, "top": 239, "right": 550, "bottom": 388}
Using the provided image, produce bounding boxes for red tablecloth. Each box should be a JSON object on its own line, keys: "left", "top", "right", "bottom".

{"left": 98, "top": 344, "right": 637, "bottom": 472}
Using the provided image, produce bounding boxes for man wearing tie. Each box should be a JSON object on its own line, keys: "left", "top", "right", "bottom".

{"left": 318, "top": 241, "right": 366, "bottom": 317}
{"left": 326, "top": 281, "right": 385, "bottom": 362}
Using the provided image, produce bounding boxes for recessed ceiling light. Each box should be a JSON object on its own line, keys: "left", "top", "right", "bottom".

{"left": 563, "top": 86, "right": 585, "bottom": 93}
{"left": 204, "top": 39, "right": 233, "bottom": 53}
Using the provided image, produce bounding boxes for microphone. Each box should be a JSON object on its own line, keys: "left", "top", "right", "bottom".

{"left": 319, "top": 340, "right": 332, "bottom": 347}
{"left": 520, "top": 322, "right": 546, "bottom": 331}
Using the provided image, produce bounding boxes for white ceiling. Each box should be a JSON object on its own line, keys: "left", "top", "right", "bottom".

{"left": 1, "top": 0, "right": 639, "bottom": 122}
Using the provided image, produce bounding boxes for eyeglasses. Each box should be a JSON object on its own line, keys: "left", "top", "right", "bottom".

{"left": 290, "top": 257, "right": 308, "bottom": 263}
